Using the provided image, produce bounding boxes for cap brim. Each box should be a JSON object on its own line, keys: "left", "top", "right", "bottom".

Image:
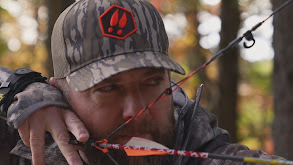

{"left": 66, "top": 51, "right": 185, "bottom": 91}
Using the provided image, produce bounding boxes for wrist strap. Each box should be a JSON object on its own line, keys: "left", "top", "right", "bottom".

{"left": 0, "top": 68, "right": 47, "bottom": 117}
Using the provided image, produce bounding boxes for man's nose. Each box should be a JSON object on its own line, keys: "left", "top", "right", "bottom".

{"left": 122, "top": 90, "right": 147, "bottom": 120}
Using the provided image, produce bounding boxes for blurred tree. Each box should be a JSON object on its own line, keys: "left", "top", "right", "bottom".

{"left": 272, "top": 0, "right": 293, "bottom": 159}
{"left": 214, "top": 0, "right": 240, "bottom": 143}
{"left": 182, "top": 0, "right": 215, "bottom": 102}
{"left": 157, "top": 0, "right": 241, "bottom": 143}
{"left": 0, "top": 6, "right": 7, "bottom": 56}
{"left": 45, "top": 0, "right": 75, "bottom": 77}
{"left": 156, "top": 0, "right": 241, "bottom": 143}
{"left": 238, "top": 60, "right": 274, "bottom": 153}
{"left": 159, "top": 0, "right": 217, "bottom": 105}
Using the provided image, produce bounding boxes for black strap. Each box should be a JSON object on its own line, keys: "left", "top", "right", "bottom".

{"left": 0, "top": 68, "right": 47, "bottom": 117}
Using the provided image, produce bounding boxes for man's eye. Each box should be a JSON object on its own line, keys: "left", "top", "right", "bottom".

{"left": 145, "top": 77, "right": 164, "bottom": 86}
{"left": 97, "top": 85, "right": 118, "bottom": 92}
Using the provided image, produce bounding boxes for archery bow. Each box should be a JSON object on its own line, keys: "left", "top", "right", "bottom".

{"left": 69, "top": 0, "right": 293, "bottom": 164}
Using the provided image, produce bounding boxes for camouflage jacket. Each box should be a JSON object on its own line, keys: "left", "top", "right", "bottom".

{"left": 0, "top": 66, "right": 282, "bottom": 165}
{"left": 0, "top": 66, "right": 69, "bottom": 165}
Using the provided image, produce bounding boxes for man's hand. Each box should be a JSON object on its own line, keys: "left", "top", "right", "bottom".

{"left": 18, "top": 106, "right": 89, "bottom": 165}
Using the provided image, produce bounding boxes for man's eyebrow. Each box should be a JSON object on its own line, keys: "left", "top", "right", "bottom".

{"left": 101, "top": 76, "right": 121, "bottom": 83}
{"left": 143, "top": 69, "right": 166, "bottom": 76}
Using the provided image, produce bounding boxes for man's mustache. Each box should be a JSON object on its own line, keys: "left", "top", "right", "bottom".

{"left": 91, "top": 117, "right": 160, "bottom": 142}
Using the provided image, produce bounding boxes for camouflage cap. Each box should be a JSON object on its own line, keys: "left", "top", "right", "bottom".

{"left": 51, "top": 0, "right": 185, "bottom": 92}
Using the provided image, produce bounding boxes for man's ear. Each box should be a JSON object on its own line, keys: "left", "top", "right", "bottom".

{"left": 49, "top": 77, "right": 61, "bottom": 89}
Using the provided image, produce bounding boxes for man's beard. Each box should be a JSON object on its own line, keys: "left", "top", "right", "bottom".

{"left": 83, "top": 105, "right": 175, "bottom": 165}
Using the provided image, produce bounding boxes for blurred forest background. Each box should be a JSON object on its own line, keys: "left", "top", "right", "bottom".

{"left": 0, "top": 0, "right": 292, "bottom": 163}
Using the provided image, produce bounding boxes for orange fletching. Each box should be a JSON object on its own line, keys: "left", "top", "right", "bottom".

{"left": 125, "top": 148, "right": 168, "bottom": 156}
{"left": 124, "top": 137, "right": 169, "bottom": 156}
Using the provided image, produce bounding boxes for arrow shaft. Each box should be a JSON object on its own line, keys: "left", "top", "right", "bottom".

{"left": 99, "top": 143, "right": 208, "bottom": 158}
{"left": 98, "top": 143, "right": 293, "bottom": 165}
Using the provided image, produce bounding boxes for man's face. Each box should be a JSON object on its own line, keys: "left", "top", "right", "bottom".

{"left": 62, "top": 68, "right": 175, "bottom": 164}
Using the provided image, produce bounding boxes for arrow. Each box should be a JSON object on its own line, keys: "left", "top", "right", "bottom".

{"left": 94, "top": 137, "right": 293, "bottom": 165}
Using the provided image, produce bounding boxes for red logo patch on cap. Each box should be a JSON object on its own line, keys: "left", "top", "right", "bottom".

{"left": 99, "top": 5, "right": 137, "bottom": 40}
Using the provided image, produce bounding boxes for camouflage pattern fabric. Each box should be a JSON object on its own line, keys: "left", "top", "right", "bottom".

{"left": 51, "top": 0, "right": 185, "bottom": 92}
{"left": 10, "top": 134, "right": 67, "bottom": 165}
{"left": 0, "top": 66, "right": 70, "bottom": 164}
{"left": 0, "top": 66, "right": 70, "bottom": 128}
{"left": 7, "top": 82, "right": 70, "bottom": 128}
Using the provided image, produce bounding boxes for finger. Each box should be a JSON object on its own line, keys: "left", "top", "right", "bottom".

{"left": 18, "top": 118, "right": 30, "bottom": 147}
{"left": 47, "top": 114, "right": 83, "bottom": 165}
{"left": 62, "top": 110, "right": 89, "bottom": 142}
{"left": 29, "top": 116, "right": 46, "bottom": 165}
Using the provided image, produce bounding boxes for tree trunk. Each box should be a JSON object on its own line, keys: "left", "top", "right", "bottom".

{"left": 215, "top": 0, "right": 240, "bottom": 143}
{"left": 45, "top": 0, "right": 75, "bottom": 77}
{"left": 185, "top": 11, "right": 213, "bottom": 99}
{"left": 272, "top": 1, "right": 293, "bottom": 159}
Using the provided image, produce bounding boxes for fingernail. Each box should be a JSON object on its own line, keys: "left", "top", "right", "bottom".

{"left": 79, "top": 132, "right": 89, "bottom": 141}
{"left": 79, "top": 132, "right": 88, "bottom": 137}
